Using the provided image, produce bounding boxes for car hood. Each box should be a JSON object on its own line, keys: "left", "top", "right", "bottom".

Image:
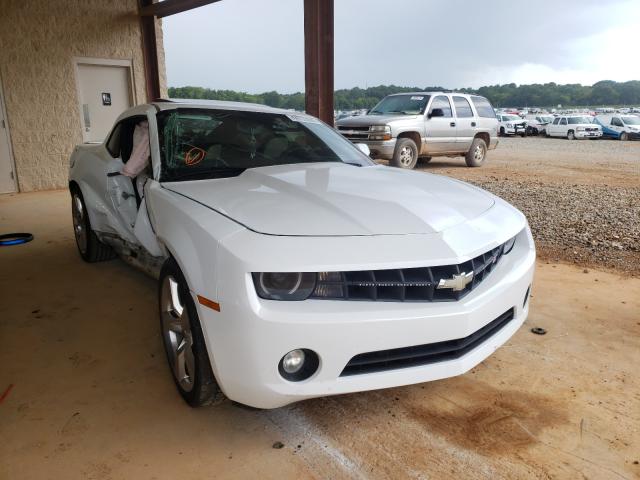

{"left": 336, "top": 114, "right": 419, "bottom": 127}
{"left": 164, "top": 163, "right": 495, "bottom": 236}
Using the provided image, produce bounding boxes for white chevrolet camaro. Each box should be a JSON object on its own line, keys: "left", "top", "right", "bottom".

{"left": 69, "top": 101, "right": 535, "bottom": 409}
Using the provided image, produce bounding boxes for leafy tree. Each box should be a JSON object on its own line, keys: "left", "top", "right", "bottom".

{"left": 168, "top": 80, "right": 640, "bottom": 111}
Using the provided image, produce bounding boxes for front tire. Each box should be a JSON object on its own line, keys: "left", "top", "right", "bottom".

{"left": 567, "top": 130, "right": 576, "bottom": 140}
{"left": 70, "top": 188, "right": 115, "bottom": 262}
{"left": 159, "top": 258, "right": 224, "bottom": 407}
{"left": 620, "top": 132, "right": 628, "bottom": 141}
{"left": 391, "top": 138, "right": 418, "bottom": 169}
{"left": 465, "top": 137, "right": 487, "bottom": 167}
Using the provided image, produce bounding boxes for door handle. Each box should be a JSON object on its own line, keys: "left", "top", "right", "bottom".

{"left": 450, "top": 122, "right": 456, "bottom": 127}
{"left": 471, "top": 122, "right": 477, "bottom": 127}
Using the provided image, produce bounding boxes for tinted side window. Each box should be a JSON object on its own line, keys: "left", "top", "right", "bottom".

{"left": 470, "top": 96, "right": 496, "bottom": 118}
{"left": 453, "top": 96, "right": 474, "bottom": 118}
{"left": 429, "top": 96, "right": 452, "bottom": 117}
{"left": 552, "top": 118, "right": 560, "bottom": 125}
{"left": 612, "top": 117, "right": 623, "bottom": 127}
{"left": 106, "top": 124, "right": 122, "bottom": 158}
{"left": 560, "top": 118, "right": 567, "bottom": 125}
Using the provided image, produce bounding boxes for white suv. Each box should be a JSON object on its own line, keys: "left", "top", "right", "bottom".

{"left": 546, "top": 115, "right": 602, "bottom": 140}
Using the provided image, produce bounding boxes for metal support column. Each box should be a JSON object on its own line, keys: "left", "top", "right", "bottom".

{"left": 304, "top": 0, "right": 334, "bottom": 125}
{"left": 139, "top": 0, "right": 162, "bottom": 102}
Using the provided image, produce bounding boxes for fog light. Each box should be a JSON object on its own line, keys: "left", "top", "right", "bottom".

{"left": 282, "top": 349, "right": 305, "bottom": 374}
{"left": 278, "top": 349, "right": 319, "bottom": 382}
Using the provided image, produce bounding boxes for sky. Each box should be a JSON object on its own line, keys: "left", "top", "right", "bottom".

{"left": 163, "top": 0, "right": 640, "bottom": 93}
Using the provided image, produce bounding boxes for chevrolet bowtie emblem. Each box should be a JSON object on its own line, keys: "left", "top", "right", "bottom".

{"left": 436, "top": 271, "right": 474, "bottom": 292}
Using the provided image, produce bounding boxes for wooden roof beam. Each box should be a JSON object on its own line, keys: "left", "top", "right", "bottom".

{"left": 139, "top": 0, "right": 222, "bottom": 18}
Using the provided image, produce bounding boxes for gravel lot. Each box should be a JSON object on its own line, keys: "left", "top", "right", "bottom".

{"left": 410, "top": 136, "right": 640, "bottom": 275}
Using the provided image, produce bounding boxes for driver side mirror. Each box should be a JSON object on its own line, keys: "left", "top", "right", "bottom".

{"left": 427, "top": 108, "right": 444, "bottom": 119}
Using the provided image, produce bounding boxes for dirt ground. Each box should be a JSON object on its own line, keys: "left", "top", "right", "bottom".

{"left": 1, "top": 187, "right": 639, "bottom": 480}
{"left": 408, "top": 136, "right": 640, "bottom": 275}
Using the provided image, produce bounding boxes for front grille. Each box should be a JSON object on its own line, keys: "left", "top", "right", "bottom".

{"left": 340, "top": 308, "right": 515, "bottom": 376}
{"left": 585, "top": 127, "right": 598, "bottom": 132}
{"left": 337, "top": 125, "right": 375, "bottom": 140}
{"left": 310, "top": 244, "right": 505, "bottom": 302}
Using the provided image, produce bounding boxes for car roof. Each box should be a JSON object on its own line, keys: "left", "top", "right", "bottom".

{"left": 387, "top": 91, "right": 474, "bottom": 97}
{"left": 150, "top": 99, "right": 295, "bottom": 115}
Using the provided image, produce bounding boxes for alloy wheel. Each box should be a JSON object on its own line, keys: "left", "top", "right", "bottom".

{"left": 474, "top": 144, "right": 485, "bottom": 162}
{"left": 160, "top": 275, "right": 195, "bottom": 392}
{"left": 72, "top": 194, "right": 88, "bottom": 254}
{"left": 399, "top": 146, "right": 414, "bottom": 167}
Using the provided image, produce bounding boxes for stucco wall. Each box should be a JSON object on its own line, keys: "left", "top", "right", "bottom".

{"left": 0, "top": 0, "right": 167, "bottom": 191}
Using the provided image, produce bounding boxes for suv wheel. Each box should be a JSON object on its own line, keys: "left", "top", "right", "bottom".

{"left": 567, "top": 130, "right": 576, "bottom": 140}
{"left": 499, "top": 127, "right": 505, "bottom": 136}
{"left": 465, "top": 137, "right": 487, "bottom": 167}
{"left": 620, "top": 132, "right": 628, "bottom": 141}
{"left": 391, "top": 138, "right": 418, "bottom": 169}
{"left": 159, "top": 258, "right": 225, "bottom": 407}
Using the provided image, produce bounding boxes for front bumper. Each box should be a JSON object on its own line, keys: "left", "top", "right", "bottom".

{"left": 502, "top": 125, "right": 527, "bottom": 135}
{"left": 627, "top": 131, "right": 640, "bottom": 140}
{"left": 575, "top": 130, "right": 602, "bottom": 138}
{"left": 194, "top": 207, "right": 535, "bottom": 409}
{"left": 355, "top": 139, "right": 397, "bottom": 159}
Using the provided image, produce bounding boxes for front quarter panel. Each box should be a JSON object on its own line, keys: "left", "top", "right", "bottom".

{"left": 146, "top": 182, "right": 244, "bottom": 299}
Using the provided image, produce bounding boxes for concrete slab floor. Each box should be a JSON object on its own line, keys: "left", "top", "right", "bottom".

{"left": 1, "top": 190, "right": 639, "bottom": 480}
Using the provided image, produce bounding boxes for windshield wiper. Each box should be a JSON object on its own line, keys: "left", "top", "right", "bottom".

{"left": 164, "top": 167, "right": 246, "bottom": 182}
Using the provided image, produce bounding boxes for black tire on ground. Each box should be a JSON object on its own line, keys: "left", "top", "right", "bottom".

{"left": 620, "top": 132, "right": 628, "bottom": 141}
{"left": 390, "top": 138, "right": 418, "bottom": 169}
{"left": 70, "top": 187, "right": 116, "bottom": 262}
{"left": 499, "top": 127, "right": 505, "bottom": 136}
{"left": 418, "top": 156, "right": 432, "bottom": 165}
{"left": 159, "top": 257, "right": 225, "bottom": 407}
{"left": 567, "top": 130, "right": 576, "bottom": 140}
{"left": 465, "top": 137, "right": 488, "bottom": 167}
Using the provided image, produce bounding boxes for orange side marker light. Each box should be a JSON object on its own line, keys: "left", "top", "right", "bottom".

{"left": 197, "top": 295, "right": 221, "bottom": 312}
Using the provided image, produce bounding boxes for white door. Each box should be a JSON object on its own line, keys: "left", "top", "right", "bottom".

{"left": 76, "top": 62, "right": 132, "bottom": 143}
{"left": 0, "top": 80, "right": 17, "bottom": 193}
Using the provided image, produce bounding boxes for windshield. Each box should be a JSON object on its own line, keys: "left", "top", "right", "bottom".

{"left": 158, "top": 109, "right": 373, "bottom": 181}
{"left": 503, "top": 115, "right": 521, "bottom": 121}
{"left": 568, "top": 116, "right": 592, "bottom": 124}
{"left": 622, "top": 116, "right": 640, "bottom": 125}
{"left": 540, "top": 116, "right": 554, "bottom": 122}
{"left": 370, "top": 94, "right": 430, "bottom": 115}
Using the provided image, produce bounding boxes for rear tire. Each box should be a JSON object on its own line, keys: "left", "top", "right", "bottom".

{"left": 391, "top": 138, "right": 418, "bottom": 169}
{"left": 159, "top": 258, "right": 225, "bottom": 407}
{"left": 465, "top": 137, "right": 487, "bottom": 167}
{"left": 418, "top": 156, "right": 432, "bottom": 165}
{"left": 620, "top": 132, "right": 628, "bottom": 141}
{"left": 70, "top": 188, "right": 116, "bottom": 263}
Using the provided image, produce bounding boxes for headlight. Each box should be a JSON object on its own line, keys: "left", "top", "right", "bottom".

{"left": 252, "top": 272, "right": 316, "bottom": 300}
{"left": 576, "top": 127, "right": 585, "bottom": 131}
{"left": 369, "top": 125, "right": 392, "bottom": 140}
{"left": 502, "top": 236, "right": 517, "bottom": 255}
{"left": 506, "top": 123, "right": 513, "bottom": 128}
